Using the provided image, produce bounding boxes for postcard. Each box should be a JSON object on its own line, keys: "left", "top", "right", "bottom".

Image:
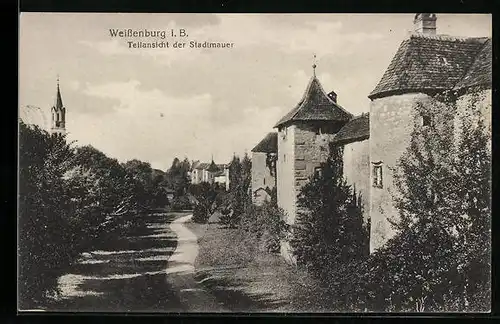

{"left": 18, "top": 13, "right": 492, "bottom": 313}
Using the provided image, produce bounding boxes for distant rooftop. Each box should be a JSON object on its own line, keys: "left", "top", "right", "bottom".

{"left": 251, "top": 132, "right": 278, "bottom": 153}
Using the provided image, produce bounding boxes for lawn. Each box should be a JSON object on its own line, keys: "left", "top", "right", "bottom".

{"left": 191, "top": 212, "right": 331, "bottom": 312}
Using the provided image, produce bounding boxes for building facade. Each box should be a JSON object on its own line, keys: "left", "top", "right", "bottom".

{"left": 191, "top": 160, "right": 229, "bottom": 188}
{"left": 250, "top": 132, "right": 278, "bottom": 205}
{"left": 251, "top": 13, "right": 491, "bottom": 262}
{"left": 368, "top": 13, "right": 492, "bottom": 252}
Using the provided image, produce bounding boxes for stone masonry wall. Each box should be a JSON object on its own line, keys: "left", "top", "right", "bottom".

{"left": 277, "top": 125, "right": 296, "bottom": 263}
{"left": 251, "top": 151, "right": 276, "bottom": 206}
{"left": 342, "top": 139, "right": 370, "bottom": 224}
{"left": 369, "top": 93, "right": 432, "bottom": 253}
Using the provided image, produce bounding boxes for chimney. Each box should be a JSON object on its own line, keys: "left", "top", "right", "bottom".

{"left": 413, "top": 13, "right": 437, "bottom": 35}
{"left": 327, "top": 90, "right": 337, "bottom": 103}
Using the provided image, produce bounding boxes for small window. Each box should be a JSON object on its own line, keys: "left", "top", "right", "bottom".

{"left": 372, "top": 163, "right": 383, "bottom": 188}
{"left": 263, "top": 178, "right": 266, "bottom": 186}
{"left": 314, "top": 167, "right": 322, "bottom": 178}
{"left": 422, "top": 114, "right": 432, "bottom": 127}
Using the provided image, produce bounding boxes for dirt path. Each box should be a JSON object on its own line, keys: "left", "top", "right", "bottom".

{"left": 49, "top": 212, "right": 187, "bottom": 312}
{"left": 165, "top": 214, "right": 226, "bottom": 312}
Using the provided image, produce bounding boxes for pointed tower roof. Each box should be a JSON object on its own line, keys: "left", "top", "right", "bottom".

{"left": 274, "top": 74, "right": 352, "bottom": 128}
{"left": 54, "top": 76, "right": 64, "bottom": 110}
{"left": 207, "top": 159, "right": 219, "bottom": 172}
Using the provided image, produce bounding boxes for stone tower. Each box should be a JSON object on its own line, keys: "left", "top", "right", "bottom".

{"left": 51, "top": 77, "right": 66, "bottom": 135}
{"left": 274, "top": 63, "right": 352, "bottom": 263}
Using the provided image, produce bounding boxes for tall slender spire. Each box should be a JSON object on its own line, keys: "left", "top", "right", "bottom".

{"left": 55, "top": 74, "right": 63, "bottom": 109}
{"left": 312, "top": 54, "right": 317, "bottom": 77}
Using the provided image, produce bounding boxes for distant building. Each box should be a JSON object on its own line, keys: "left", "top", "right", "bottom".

{"left": 51, "top": 77, "right": 67, "bottom": 135}
{"left": 250, "top": 132, "right": 278, "bottom": 205}
{"left": 191, "top": 159, "right": 229, "bottom": 188}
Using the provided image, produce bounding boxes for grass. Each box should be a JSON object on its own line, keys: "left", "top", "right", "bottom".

{"left": 191, "top": 212, "right": 330, "bottom": 312}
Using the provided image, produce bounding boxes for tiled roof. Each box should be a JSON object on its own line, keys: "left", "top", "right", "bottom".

{"left": 251, "top": 132, "right": 278, "bottom": 153}
{"left": 369, "top": 33, "right": 490, "bottom": 99}
{"left": 194, "top": 162, "right": 225, "bottom": 171}
{"left": 274, "top": 76, "right": 352, "bottom": 128}
{"left": 454, "top": 38, "right": 492, "bottom": 91}
{"left": 194, "top": 163, "right": 210, "bottom": 170}
{"left": 331, "top": 113, "right": 370, "bottom": 145}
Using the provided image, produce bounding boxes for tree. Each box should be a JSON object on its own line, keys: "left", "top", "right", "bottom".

{"left": 220, "top": 154, "right": 252, "bottom": 228}
{"left": 290, "top": 146, "right": 367, "bottom": 276}
{"left": 391, "top": 91, "right": 491, "bottom": 311}
{"left": 18, "top": 122, "right": 77, "bottom": 306}
{"left": 164, "top": 157, "right": 191, "bottom": 196}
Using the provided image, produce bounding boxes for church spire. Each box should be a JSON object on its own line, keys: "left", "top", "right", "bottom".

{"left": 51, "top": 75, "right": 66, "bottom": 135}
{"left": 312, "top": 54, "right": 317, "bottom": 77}
{"left": 55, "top": 75, "right": 64, "bottom": 109}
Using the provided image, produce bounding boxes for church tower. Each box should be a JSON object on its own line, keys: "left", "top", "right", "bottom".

{"left": 51, "top": 76, "right": 66, "bottom": 135}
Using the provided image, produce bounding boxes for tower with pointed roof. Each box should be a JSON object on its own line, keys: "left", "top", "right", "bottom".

{"left": 274, "top": 60, "right": 353, "bottom": 262}
{"left": 50, "top": 76, "right": 66, "bottom": 135}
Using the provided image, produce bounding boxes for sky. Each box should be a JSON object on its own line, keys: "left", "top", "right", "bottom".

{"left": 19, "top": 13, "right": 492, "bottom": 171}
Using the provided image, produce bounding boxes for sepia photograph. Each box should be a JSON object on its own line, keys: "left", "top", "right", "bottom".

{"left": 18, "top": 13, "right": 491, "bottom": 313}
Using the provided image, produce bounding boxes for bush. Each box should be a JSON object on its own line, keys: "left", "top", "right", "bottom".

{"left": 18, "top": 121, "right": 168, "bottom": 308}
{"left": 169, "top": 195, "right": 193, "bottom": 211}
{"left": 239, "top": 202, "right": 287, "bottom": 253}
{"left": 192, "top": 203, "right": 210, "bottom": 223}
{"left": 290, "top": 147, "right": 368, "bottom": 277}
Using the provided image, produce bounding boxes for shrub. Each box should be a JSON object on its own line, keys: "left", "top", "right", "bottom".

{"left": 239, "top": 202, "right": 287, "bottom": 253}
{"left": 192, "top": 203, "right": 210, "bottom": 223}
{"left": 290, "top": 146, "right": 368, "bottom": 277}
{"left": 169, "top": 195, "right": 193, "bottom": 211}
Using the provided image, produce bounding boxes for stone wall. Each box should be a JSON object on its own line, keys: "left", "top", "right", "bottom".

{"left": 251, "top": 151, "right": 276, "bottom": 206}
{"left": 342, "top": 139, "right": 370, "bottom": 224}
{"left": 369, "top": 93, "right": 431, "bottom": 253}
{"left": 277, "top": 124, "right": 296, "bottom": 263}
{"left": 277, "top": 125, "right": 296, "bottom": 225}
{"left": 368, "top": 91, "right": 465, "bottom": 252}
{"left": 277, "top": 122, "right": 338, "bottom": 263}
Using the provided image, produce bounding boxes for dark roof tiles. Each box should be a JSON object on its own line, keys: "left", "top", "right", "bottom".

{"left": 454, "top": 38, "right": 492, "bottom": 90}
{"left": 369, "top": 33, "right": 490, "bottom": 99}
{"left": 274, "top": 76, "right": 352, "bottom": 128}
{"left": 251, "top": 132, "right": 278, "bottom": 153}
{"left": 331, "top": 113, "right": 370, "bottom": 145}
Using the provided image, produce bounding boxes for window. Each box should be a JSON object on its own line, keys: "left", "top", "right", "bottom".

{"left": 314, "top": 167, "right": 323, "bottom": 178}
{"left": 422, "top": 114, "right": 432, "bottom": 127}
{"left": 263, "top": 178, "right": 266, "bottom": 186}
{"left": 372, "top": 162, "right": 383, "bottom": 188}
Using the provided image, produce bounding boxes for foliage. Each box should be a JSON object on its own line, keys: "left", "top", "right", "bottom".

{"left": 220, "top": 154, "right": 252, "bottom": 228}
{"left": 169, "top": 195, "right": 193, "bottom": 211}
{"left": 18, "top": 121, "right": 170, "bottom": 308}
{"left": 18, "top": 123, "right": 77, "bottom": 306}
{"left": 318, "top": 91, "right": 491, "bottom": 312}
{"left": 389, "top": 92, "right": 491, "bottom": 311}
{"left": 239, "top": 202, "right": 287, "bottom": 253}
{"left": 163, "top": 157, "right": 191, "bottom": 196}
{"left": 290, "top": 146, "right": 369, "bottom": 277}
{"left": 189, "top": 182, "right": 225, "bottom": 223}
